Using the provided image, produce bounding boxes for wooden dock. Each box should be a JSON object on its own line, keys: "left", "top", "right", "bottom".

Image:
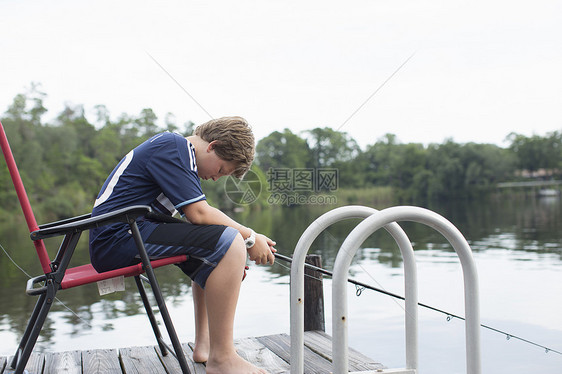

{"left": 0, "top": 331, "right": 384, "bottom": 374}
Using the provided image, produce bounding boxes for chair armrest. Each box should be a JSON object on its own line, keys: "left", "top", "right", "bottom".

{"left": 30, "top": 205, "right": 152, "bottom": 240}
{"left": 38, "top": 212, "right": 92, "bottom": 229}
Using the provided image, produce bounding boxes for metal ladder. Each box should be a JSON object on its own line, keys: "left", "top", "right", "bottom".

{"left": 289, "top": 205, "right": 481, "bottom": 374}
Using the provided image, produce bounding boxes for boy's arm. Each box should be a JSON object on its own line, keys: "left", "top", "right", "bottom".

{"left": 182, "top": 200, "right": 276, "bottom": 265}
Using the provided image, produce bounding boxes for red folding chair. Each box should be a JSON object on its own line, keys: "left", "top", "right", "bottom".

{"left": 0, "top": 120, "right": 191, "bottom": 374}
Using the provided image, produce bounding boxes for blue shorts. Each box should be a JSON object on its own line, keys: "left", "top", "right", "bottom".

{"left": 90, "top": 219, "right": 239, "bottom": 289}
{"left": 143, "top": 221, "right": 239, "bottom": 289}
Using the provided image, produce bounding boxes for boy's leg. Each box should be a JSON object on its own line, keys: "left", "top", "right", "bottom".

{"left": 141, "top": 222, "right": 266, "bottom": 372}
{"left": 192, "top": 282, "right": 210, "bottom": 363}
{"left": 204, "top": 234, "right": 268, "bottom": 374}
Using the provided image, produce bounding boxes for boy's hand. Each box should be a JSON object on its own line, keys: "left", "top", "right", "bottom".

{"left": 247, "top": 234, "right": 276, "bottom": 265}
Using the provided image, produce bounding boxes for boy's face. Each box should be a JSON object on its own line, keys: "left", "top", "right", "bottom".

{"left": 197, "top": 141, "right": 237, "bottom": 181}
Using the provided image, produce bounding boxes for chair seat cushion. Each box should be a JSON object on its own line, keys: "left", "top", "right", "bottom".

{"left": 61, "top": 255, "right": 188, "bottom": 289}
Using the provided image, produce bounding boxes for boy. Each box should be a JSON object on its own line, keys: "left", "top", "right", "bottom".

{"left": 89, "top": 116, "right": 275, "bottom": 374}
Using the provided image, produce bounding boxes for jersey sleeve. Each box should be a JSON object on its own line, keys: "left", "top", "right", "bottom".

{"left": 145, "top": 134, "right": 206, "bottom": 209}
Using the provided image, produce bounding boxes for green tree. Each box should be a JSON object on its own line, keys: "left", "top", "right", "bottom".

{"left": 255, "top": 128, "right": 312, "bottom": 170}
{"left": 391, "top": 143, "right": 428, "bottom": 201}
{"left": 135, "top": 108, "right": 159, "bottom": 136}
{"left": 56, "top": 104, "right": 97, "bottom": 158}
{"left": 92, "top": 125, "right": 123, "bottom": 172}
{"left": 507, "top": 132, "right": 561, "bottom": 175}
{"left": 359, "top": 135, "right": 428, "bottom": 201}
{"left": 2, "top": 86, "right": 558, "bottom": 221}
{"left": 1, "top": 87, "right": 48, "bottom": 199}
{"left": 546, "top": 131, "right": 562, "bottom": 174}
{"left": 4, "top": 83, "right": 47, "bottom": 126}
{"left": 304, "top": 127, "right": 360, "bottom": 168}
{"left": 93, "top": 104, "right": 111, "bottom": 127}
{"left": 182, "top": 121, "right": 196, "bottom": 137}
{"left": 164, "top": 112, "right": 178, "bottom": 133}
{"left": 426, "top": 140, "right": 465, "bottom": 200}
{"left": 359, "top": 133, "right": 399, "bottom": 186}
{"left": 461, "top": 143, "right": 515, "bottom": 188}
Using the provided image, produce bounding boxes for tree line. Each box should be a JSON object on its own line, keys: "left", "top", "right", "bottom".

{"left": 256, "top": 127, "right": 561, "bottom": 203}
{"left": 1, "top": 87, "right": 560, "bottom": 221}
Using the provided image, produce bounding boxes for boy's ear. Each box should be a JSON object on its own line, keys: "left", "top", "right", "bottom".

{"left": 207, "top": 140, "right": 219, "bottom": 152}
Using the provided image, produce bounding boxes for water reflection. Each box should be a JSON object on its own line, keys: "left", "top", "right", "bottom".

{"left": 0, "top": 195, "right": 560, "bottom": 356}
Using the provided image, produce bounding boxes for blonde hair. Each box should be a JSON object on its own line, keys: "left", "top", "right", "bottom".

{"left": 194, "top": 116, "right": 255, "bottom": 178}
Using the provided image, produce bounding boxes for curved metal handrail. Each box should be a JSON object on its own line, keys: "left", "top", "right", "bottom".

{"left": 290, "top": 205, "right": 419, "bottom": 373}
{"left": 332, "top": 206, "right": 481, "bottom": 374}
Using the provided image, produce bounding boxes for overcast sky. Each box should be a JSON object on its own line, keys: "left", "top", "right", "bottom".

{"left": 1, "top": 0, "right": 561, "bottom": 148}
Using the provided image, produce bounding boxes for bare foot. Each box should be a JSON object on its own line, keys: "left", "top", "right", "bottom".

{"left": 192, "top": 337, "right": 210, "bottom": 363}
{"left": 206, "top": 352, "right": 268, "bottom": 374}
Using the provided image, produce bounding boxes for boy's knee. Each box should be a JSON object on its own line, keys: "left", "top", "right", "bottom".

{"left": 228, "top": 233, "right": 246, "bottom": 260}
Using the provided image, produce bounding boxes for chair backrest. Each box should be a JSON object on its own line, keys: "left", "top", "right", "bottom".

{"left": 0, "top": 120, "right": 52, "bottom": 274}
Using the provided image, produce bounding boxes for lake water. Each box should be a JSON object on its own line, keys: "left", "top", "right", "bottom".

{"left": 0, "top": 195, "right": 561, "bottom": 373}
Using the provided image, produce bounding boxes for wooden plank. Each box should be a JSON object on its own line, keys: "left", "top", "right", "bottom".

{"left": 43, "top": 350, "right": 82, "bottom": 374}
{"left": 304, "top": 330, "right": 384, "bottom": 371}
{"left": 1, "top": 356, "right": 7, "bottom": 373}
{"left": 153, "top": 344, "right": 203, "bottom": 374}
{"left": 82, "top": 349, "right": 121, "bottom": 374}
{"left": 256, "top": 333, "right": 333, "bottom": 374}
{"left": 234, "top": 336, "right": 290, "bottom": 374}
{"left": 119, "top": 346, "right": 166, "bottom": 374}
{"left": 181, "top": 343, "right": 207, "bottom": 374}
{"left": 3, "top": 331, "right": 387, "bottom": 374}
{"left": 6, "top": 352, "right": 45, "bottom": 374}
{"left": 25, "top": 352, "right": 46, "bottom": 374}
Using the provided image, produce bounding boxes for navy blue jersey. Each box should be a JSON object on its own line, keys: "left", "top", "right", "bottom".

{"left": 89, "top": 132, "right": 206, "bottom": 271}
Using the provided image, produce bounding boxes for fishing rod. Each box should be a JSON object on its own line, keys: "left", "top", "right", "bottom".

{"left": 273, "top": 252, "right": 562, "bottom": 356}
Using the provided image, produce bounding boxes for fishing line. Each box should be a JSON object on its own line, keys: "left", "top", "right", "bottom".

{"left": 316, "top": 228, "right": 412, "bottom": 318}
{"left": 0, "top": 241, "right": 32, "bottom": 279}
{"left": 0, "top": 241, "right": 93, "bottom": 328}
{"left": 2, "top": 238, "right": 558, "bottom": 356}
{"left": 146, "top": 51, "right": 214, "bottom": 119}
{"left": 336, "top": 51, "right": 416, "bottom": 131}
{"left": 273, "top": 252, "right": 562, "bottom": 356}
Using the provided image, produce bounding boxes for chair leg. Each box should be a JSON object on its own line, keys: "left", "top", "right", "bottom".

{"left": 134, "top": 275, "right": 168, "bottom": 355}
{"left": 129, "top": 220, "right": 191, "bottom": 374}
{"left": 9, "top": 290, "right": 55, "bottom": 374}
{"left": 10, "top": 293, "right": 44, "bottom": 368}
{"left": 145, "top": 270, "right": 191, "bottom": 374}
